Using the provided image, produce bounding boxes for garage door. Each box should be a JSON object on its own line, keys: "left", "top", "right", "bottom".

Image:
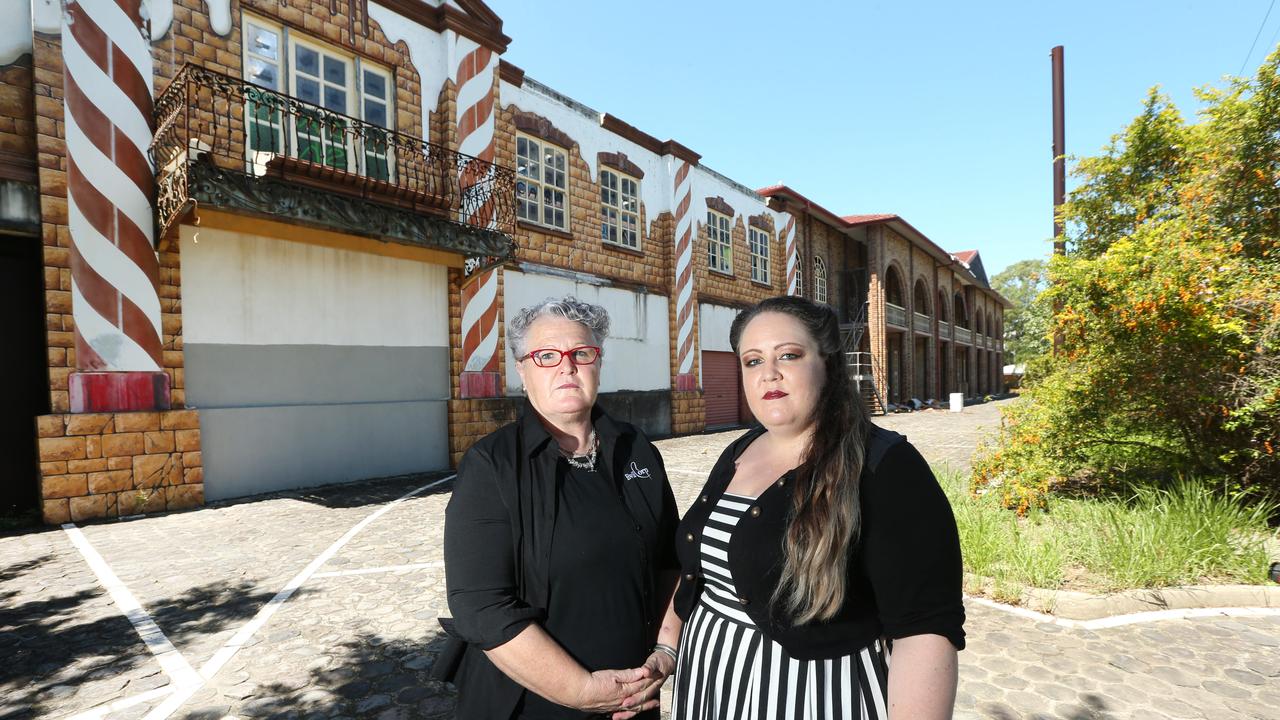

{"left": 703, "top": 351, "right": 741, "bottom": 428}
{"left": 179, "top": 227, "right": 450, "bottom": 500}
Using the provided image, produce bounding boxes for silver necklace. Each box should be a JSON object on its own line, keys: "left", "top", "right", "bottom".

{"left": 560, "top": 431, "right": 598, "bottom": 471}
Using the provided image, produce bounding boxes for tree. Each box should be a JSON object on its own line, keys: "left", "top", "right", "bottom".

{"left": 972, "top": 49, "right": 1280, "bottom": 513}
{"left": 990, "top": 258, "right": 1050, "bottom": 365}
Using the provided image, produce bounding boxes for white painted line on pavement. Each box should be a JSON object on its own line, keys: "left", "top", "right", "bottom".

{"left": 966, "top": 594, "right": 1280, "bottom": 630}
{"left": 142, "top": 473, "right": 456, "bottom": 720}
{"left": 62, "top": 686, "right": 175, "bottom": 720}
{"left": 313, "top": 561, "right": 444, "bottom": 578}
{"left": 61, "top": 524, "right": 201, "bottom": 689}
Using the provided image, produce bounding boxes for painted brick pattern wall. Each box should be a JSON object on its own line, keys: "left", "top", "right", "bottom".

{"left": 697, "top": 213, "right": 785, "bottom": 308}
{"left": 36, "top": 409, "right": 203, "bottom": 524}
{"left": 493, "top": 104, "right": 667, "bottom": 292}
{"left": 0, "top": 58, "right": 36, "bottom": 170}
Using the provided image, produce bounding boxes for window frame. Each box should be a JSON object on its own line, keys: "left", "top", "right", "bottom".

{"left": 706, "top": 210, "right": 732, "bottom": 274}
{"left": 794, "top": 250, "right": 804, "bottom": 296}
{"left": 748, "top": 226, "right": 771, "bottom": 284}
{"left": 240, "top": 14, "right": 395, "bottom": 180}
{"left": 516, "top": 132, "right": 569, "bottom": 231}
{"left": 600, "top": 168, "right": 641, "bottom": 250}
{"left": 814, "top": 255, "right": 828, "bottom": 304}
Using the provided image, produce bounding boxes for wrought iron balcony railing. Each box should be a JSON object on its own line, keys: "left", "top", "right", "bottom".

{"left": 151, "top": 64, "right": 516, "bottom": 249}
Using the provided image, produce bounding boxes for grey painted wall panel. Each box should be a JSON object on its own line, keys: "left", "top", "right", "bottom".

{"left": 184, "top": 344, "right": 449, "bottom": 408}
{"left": 200, "top": 400, "right": 448, "bottom": 501}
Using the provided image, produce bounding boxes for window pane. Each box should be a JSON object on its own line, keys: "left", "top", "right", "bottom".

{"left": 363, "top": 70, "right": 386, "bottom": 99}
{"left": 295, "top": 45, "right": 319, "bottom": 76}
{"left": 323, "top": 86, "right": 346, "bottom": 113}
{"left": 248, "top": 59, "right": 278, "bottom": 89}
{"left": 323, "top": 55, "right": 346, "bottom": 85}
{"left": 296, "top": 77, "right": 320, "bottom": 105}
{"left": 248, "top": 25, "right": 279, "bottom": 60}
{"left": 364, "top": 100, "right": 386, "bottom": 128}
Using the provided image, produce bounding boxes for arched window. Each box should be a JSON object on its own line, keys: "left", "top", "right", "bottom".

{"left": 975, "top": 311, "right": 984, "bottom": 336}
{"left": 954, "top": 292, "right": 968, "bottom": 328}
{"left": 913, "top": 279, "right": 930, "bottom": 315}
{"left": 937, "top": 289, "right": 949, "bottom": 323}
{"left": 794, "top": 251, "right": 804, "bottom": 296}
{"left": 987, "top": 312, "right": 994, "bottom": 337}
{"left": 814, "top": 256, "right": 828, "bottom": 304}
{"left": 884, "top": 266, "right": 904, "bottom": 306}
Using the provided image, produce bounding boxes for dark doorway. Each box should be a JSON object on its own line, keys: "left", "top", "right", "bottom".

{"left": 0, "top": 235, "right": 50, "bottom": 516}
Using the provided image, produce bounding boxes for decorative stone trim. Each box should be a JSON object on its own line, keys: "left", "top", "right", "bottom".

{"left": 513, "top": 111, "right": 575, "bottom": 151}
{"left": 747, "top": 214, "right": 772, "bottom": 231}
{"left": 598, "top": 151, "right": 644, "bottom": 179}
{"left": 705, "top": 196, "right": 734, "bottom": 217}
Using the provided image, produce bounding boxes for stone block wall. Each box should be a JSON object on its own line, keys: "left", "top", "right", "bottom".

{"left": 36, "top": 410, "right": 203, "bottom": 524}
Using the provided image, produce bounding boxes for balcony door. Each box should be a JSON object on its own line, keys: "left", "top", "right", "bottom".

{"left": 243, "top": 15, "right": 393, "bottom": 181}
{"left": 289, "top": 38, "right": 354, "bottom": 170}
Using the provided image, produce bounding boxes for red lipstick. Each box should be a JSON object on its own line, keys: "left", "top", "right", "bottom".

{"left": 762, "top": 390, "right": 787, "bottom": 400}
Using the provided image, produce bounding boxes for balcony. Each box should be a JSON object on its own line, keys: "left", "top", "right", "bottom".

{"left": 885, "top": 302, "right": 908, "bottom": 328}
{"left": 955, "top": 326, "right": 972, "bottom": 345}
{"left": 938, "top": 320, "right": 951, "bottom": 339}
{"left": 151, "top": 64, "right": 515, "bottom": 261}
{"left": 912, "top": 311, "right": 931, "bottom": 334}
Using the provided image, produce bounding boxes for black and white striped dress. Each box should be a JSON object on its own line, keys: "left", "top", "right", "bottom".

{"left": 671, "top": 493, "right": 890, "bottom": 720}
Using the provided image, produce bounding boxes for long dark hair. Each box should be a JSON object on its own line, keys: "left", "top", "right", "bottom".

{"left": 729, "top": 296, "right": 872, "bottom": 624}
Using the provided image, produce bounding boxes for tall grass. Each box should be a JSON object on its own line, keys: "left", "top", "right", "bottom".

{"left": 937, "top": 467, "right": 1277, "bottom": 595}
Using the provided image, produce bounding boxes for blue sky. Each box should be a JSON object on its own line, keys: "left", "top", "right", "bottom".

{"left": 489, "top": 0, "right": 1278, "bottom": 277}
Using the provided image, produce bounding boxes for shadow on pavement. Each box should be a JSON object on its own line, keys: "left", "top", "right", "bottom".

{"left": 0, "top": 559, "right": 311, "bottom": 720}
{"left": 985, "top": 691, "right": 1113, "bottom": 719}
{"left": 183, "top": 631, "right": 457, "bottom": 719}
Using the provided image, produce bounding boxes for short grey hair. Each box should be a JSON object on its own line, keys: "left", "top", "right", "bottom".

{"left": 508, "top": 296, "right": 611, "bottom": 360}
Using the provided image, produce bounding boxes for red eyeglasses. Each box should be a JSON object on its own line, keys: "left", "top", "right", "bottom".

{"left": 524, "top": 346, "right": 602, "bottom": 368}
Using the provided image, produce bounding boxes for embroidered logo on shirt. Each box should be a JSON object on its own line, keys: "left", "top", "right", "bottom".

{"left": 624, "top": 461, "right": 651, "bottom": 482}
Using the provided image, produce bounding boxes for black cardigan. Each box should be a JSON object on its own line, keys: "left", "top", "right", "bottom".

{"left": 443, "top": 402, "right": 677, "bottom": 719}
{"left": 673, "top": 425, "right": 965, "bottom": 660}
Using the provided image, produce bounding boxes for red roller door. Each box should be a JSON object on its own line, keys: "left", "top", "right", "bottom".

{"left": 703, "top": 351, "right": 741, "bottom": 428}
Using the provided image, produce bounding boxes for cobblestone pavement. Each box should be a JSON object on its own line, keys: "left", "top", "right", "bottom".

{"left": 2, "top": 399, "right": 1277, "bottom": 719}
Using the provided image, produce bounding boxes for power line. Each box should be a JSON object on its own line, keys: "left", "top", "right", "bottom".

{"left": 1239, "top": 0, "right": 1278, "bottom": 77}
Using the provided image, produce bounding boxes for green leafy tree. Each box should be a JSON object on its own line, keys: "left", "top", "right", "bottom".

{"left": 991, "top": 258, "right": 1050, "bottom": 364}
{"left": 973, "top": 49, "right": 1280, "bottom": 513}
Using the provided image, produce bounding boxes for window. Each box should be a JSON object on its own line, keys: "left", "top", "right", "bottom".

{"left": 516, "top": 134, "right": 568, "bottom": 230}
{"left": 600, "top": 169, "right": 640, "bottom": 249}
{"left": 706, "top": 211, "right": 731, "bottom": 273}
{"left": 748, "top": 227, "right": 770, "bottom": 283}
{"left": 242, "top": 16, "right": 393, "bottom": 180}
{"left": 794, "top": 251, "right": 804, "bottom": 296}
{"left": 814, "top": 256, "right": 828, "bottom": 304}
{"left": 884, "top": 266, "right": 904, "bottom": 306}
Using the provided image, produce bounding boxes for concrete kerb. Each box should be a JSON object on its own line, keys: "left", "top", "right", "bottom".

{"left": 965, "top": 571, "right": 1280, "bottom": 623}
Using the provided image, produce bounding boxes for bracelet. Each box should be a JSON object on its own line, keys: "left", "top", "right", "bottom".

{"left": 653, "top": 642, "right": 678, "bottom": 664}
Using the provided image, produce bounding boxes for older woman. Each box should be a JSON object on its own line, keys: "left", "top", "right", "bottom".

{"left": 651, "top": 296, "right": 964, "bottom": 719}
{"left": 443, "top": 296, "right": 681, "bottom": 719}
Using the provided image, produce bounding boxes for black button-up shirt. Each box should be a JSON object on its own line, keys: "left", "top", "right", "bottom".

{"left": 444, "top": 402, "right": 679, "bottom": 719}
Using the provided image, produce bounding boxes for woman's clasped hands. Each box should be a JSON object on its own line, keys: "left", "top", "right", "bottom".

{"left": 584, "top": 649, "right": 674, "bottom": 720}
